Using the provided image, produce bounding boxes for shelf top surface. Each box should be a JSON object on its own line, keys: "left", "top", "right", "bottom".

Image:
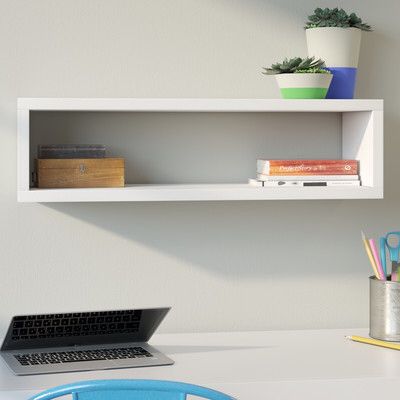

{"left": 18, "top": 98, "right": 383, "bottom": 112}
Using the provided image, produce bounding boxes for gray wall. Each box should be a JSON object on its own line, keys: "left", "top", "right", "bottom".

{"left": 0, "top": 0, "right": 399, "bottom": 334}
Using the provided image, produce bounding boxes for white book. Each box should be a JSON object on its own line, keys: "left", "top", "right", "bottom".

{"left": 248, "top": 179, "right": 360, "bottom": 187}
{"left": 256, "top": 173, "right": 359, "bottom": 181}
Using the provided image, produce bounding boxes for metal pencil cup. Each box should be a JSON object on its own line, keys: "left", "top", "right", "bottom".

{"left": 370, "top": 276, "right": 400, "bottom": 341}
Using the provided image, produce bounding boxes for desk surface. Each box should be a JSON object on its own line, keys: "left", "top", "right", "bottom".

{"left": 1, "top": 328, "right": 400, "bottom": 399}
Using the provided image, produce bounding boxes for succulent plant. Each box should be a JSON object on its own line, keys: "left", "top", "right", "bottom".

{"left": 296, "top": 67, "right": 331, "bottom": 74}
{"left": 262, "top": 57, "right": 328, "bottom": 75}
{"left": 305, "top": 8, "right": 372, "bottom": 31}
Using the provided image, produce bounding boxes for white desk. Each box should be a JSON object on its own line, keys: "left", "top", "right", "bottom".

{"left": 1, "top": 328, "right": 399, "bottom": 400}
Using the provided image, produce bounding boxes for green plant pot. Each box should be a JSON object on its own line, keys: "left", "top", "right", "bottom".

{"left": 275, "top": 73, "right": 333, "bottom": 99}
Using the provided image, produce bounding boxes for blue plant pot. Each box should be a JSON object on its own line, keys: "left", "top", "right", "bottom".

{"left": 325, "top": 67, "right": 357, "bottom": 99}
{"left": 306, "top": 28, "right": 362, "bottom": 99}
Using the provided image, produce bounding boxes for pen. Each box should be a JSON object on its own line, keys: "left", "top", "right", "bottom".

{"left": 379, "top": 237, "right": 387, "bottom": 277}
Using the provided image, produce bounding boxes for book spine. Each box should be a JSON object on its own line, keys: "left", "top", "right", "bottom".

{"left": 257, "top": 160, "right": 358, "bottom": 175}
{"left": 260, "top": 180, "right": 360, "bottom": 187}
{"left": 248, "top": 178, "right": 264, "bottom": 187}
{"left": 256, "top": 174, "right": 359, "bottom": 181}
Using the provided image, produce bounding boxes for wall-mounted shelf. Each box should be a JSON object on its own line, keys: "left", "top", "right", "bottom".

{"left": 17, "top": 98, "right": 383, "bottom": 202}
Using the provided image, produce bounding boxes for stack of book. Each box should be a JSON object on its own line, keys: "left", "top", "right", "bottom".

{"left": 249, "top": 159, "right": 360, "bottom": 187}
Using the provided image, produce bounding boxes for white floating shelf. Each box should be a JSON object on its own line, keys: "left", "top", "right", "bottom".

{"left": 17, "top": 98, "right": 384, "bottom": 202}
{"left": 18, "top": 184, "right": 379, "bottom": 203}
{"left": 18, "top": 98, "right": 383, "bottom": 112}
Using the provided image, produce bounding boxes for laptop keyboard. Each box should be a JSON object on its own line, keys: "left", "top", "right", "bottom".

{"left": 11, "top": 310, "right": 141, "bottom": 341}
{"left": 14, "top": 346, "right": 153, "bottom": 366}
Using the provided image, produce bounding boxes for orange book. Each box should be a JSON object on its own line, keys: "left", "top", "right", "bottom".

{"left": 257, "top": 159, "right": 358, "bottom": 176}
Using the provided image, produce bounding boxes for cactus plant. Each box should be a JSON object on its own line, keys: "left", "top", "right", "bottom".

{"left": 305, "top": 8, "right": 372, "bottom": 31}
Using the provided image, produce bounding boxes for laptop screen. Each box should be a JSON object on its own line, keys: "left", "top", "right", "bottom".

{"left": 1, "top": 308, "right": 170, "bottom": 350}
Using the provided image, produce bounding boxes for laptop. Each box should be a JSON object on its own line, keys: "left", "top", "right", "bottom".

{"left": 0, "top": 307, "right": 173, "bottom": 375}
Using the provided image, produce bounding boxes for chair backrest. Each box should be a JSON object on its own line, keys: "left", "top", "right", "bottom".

{"left": 29, "top": 379, "right": 235, "bottom": 400}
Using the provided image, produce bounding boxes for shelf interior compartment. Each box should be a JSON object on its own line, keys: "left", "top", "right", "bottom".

{"left": 30, "top": 111, "right": 342, "bottom": 186}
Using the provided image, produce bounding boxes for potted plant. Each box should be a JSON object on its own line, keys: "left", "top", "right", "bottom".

{"left": 305, "top": 7, "right": 372, "bottom": 99}
{"left": 262, "top": 57, "right": 332, "bottom": 99}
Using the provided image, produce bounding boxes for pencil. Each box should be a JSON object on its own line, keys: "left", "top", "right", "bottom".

{"left": 369, "top": 238, "right": 386, "bottom": 280}
{"left": 346, "top": 335, "right": 400, "bottom": 351}
{"left": 361, "top": 231, "right": 380, "bottom": 279}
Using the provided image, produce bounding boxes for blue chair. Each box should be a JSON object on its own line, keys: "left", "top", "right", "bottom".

{"left": 28, "top": 379, "right": 235, "bottom": 400}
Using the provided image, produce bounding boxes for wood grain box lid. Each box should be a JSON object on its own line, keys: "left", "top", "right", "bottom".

{"left": 36, "top": 158, "right": 125, "bottom": 188}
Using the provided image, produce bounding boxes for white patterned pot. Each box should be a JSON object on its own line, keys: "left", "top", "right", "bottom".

{"left": 306, "top": 27, "right": 362, "bottom": 98}
{"left": 275, "top": 73, "right": 333, "bottom": 99}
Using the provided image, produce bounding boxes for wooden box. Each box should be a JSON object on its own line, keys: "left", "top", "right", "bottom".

{"left": 35, "top": 158, "right": 125, "bottom": 188}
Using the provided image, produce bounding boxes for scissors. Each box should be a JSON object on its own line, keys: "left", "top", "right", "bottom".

{"left": 380, "top": 231, "right": 400, "bottom": 281}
